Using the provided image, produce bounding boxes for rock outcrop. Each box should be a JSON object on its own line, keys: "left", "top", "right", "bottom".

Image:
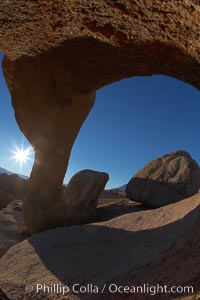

{"left": 0, "top": 203, "right": 27, "bottom": 258}
{"left": 126, "top": 151, "right": 200, "bottom": 207}
{"left": 22, "top": 168, "right": 109, "bottom": 234}
{"left": 0, "top": 189, "right": 15, "bottom": 210}
{"left": 0, "top": 1, "right": 199, "bottom": 232}
{"left": 64, "top": 170, "right": 109, "bottom": 225}
{"left": 7, "top": 200, "right": 28, "bottom": 235}
{"left": 0, "top": 194, "right": 199, "bottom": 299}
{"left": 0, "top": 173, "right": 27, "bottom": 199}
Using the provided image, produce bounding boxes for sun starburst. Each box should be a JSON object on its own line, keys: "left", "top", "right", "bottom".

{"left": 12, "top": 146, "right": 31, "bottom": 166}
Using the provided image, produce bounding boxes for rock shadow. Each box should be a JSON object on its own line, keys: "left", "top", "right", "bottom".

{"left": 97, "top": 203, "right": 149, "bottom": 222}
{"left": 26, "top": 202, "right": 200, "bottom": 299}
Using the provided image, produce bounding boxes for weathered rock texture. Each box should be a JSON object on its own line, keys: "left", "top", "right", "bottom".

{"left": 0, "top": 189, "right": 15, "bottom": 210}
{"left": 0, "top": 204, "right": 27, "bottom": 259}
{"left": 7, "top": 200, "right": 28, "bottom": 235}
{"left": 64, "top": 169, "right": 109, "bottom": 225}
{"left": 0, "top": 194, "right": 200, "bottom": 300}
{"left": 0, "top": 1, "right": 200, "bottom": 232}
{"left": 126, "top": 151, "right": 200, "bottom": 207}
{"left": 0, "top": 173, "right": 27, "bottom": 199}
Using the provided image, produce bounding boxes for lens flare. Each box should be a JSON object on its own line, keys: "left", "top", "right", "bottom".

{"left": 13, "top": 146, "right": 31, "bottom": 165}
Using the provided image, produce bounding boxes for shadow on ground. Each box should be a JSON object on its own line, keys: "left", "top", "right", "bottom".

{"left": 97, "top": 203, "right": 149, "bottom": 222}
{"left": 20, "top": 202, "right": 200, "bottom": 300}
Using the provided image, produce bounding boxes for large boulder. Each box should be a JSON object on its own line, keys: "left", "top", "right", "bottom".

{"left": 126, "top": 151, "right": 200, "bottom": 208}
{"left": 0, "top": 189, "right": 16, "bottom": 210}
{"left": 64, "top": 170, "right": 109, "bottom": 225}
{"left": 0, "top": 194, "right": 199, "bottom": 299}
{"left": 0, "top": 1, "right": 199, "bottom": 234}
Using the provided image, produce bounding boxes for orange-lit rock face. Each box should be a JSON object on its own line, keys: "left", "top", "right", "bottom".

{"left": 0, "top": 0, "right": 199, "bottom": 233}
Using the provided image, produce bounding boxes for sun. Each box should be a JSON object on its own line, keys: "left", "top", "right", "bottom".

{"left": 13, "top": 146, "right": 31, "bottom": 165}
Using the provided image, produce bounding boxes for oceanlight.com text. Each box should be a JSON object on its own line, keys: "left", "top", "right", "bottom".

{"left": 25, "top": 283, "right": 194, "bottom": 296}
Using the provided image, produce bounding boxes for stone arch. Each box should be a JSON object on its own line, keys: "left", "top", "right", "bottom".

{"left": 0, "top": 0, "right": 199, "bottom": 233}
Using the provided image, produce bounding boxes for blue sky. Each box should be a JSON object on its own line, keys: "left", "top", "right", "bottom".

{"left": 0, "top": 51, "right": 199, "bottom": 188}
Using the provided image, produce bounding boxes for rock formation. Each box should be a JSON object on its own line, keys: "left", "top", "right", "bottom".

{"left": 126, "top": 151, "right": 200, "bottom": 207}
{"left": 0, "top": 203, "right": 27, "bottom": 258}
{"left": 7, "top": 200, "right": 28, "bottom": 235}
{"left": 0, "top": 1, "right": 199, "bottom": 232}
{"left": 0, "top": 193, "right": 199, "bottom": 299}
{"left": 0, "top": 173, "right": 27, "bottom": 199}
{"left": 0, "top": 189, "right": 15, "bottom": 210}
{"left": 64, "top": 170, "right": 109, "bottom": 225}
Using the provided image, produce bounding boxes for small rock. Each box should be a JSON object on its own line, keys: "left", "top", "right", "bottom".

{"left": 126, "top": 151, "right": 200, "bottom": 207}
{"left": 64, "top": 169, "right": 109, "bottom": 225}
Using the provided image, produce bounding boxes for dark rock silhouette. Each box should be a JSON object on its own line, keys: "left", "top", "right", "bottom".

{"left": 0, "top": 1, "right": 199, "bottom": 232}
{"left": 126, "top": 151, "right": 200, "bottom": 207}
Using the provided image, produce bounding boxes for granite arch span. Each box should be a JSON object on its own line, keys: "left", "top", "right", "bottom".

{"left": 0, "top": 0, "right": 199, "bottom": 233}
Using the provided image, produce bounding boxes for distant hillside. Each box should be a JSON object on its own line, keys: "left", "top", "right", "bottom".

{"left": 0, "top": 167, "right": 13, "bottom": 175}
{"left": 107, "top": 184, "right": 127, "bottom": 192}
{"left": 117, "top": 184, "right": 127, "bottom": 192}
{"left": 0, "top": 167, "right": 29, "bottom": 180}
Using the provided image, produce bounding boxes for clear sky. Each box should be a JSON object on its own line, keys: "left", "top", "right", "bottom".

{"left": 0, "top": 51, "right": 199, "bottom": 188}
